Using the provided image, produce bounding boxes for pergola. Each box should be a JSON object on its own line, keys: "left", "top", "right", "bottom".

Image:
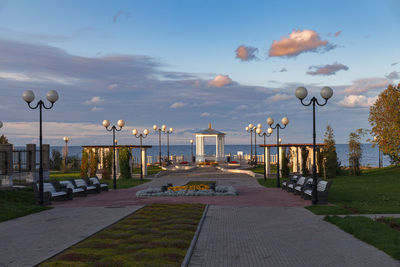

{"left": 195, "top": 123, "right": 226, "bottom": 162}
{"left": 259, "top": 143, "right": 324, "bottom": 175}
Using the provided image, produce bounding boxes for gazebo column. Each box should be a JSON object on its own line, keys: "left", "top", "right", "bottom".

{"left": 292, "top": 147, "right": 298, "bottom": 173}
{"left": 279, "top": 146, "right": 284, "bottom": 175}
{"left": 196, "top": 135, "right": 205, "bottom": 162}
{"left": 141, "top": 148, "right": 147, "bottom": 177}
{"left": 216, "top": 135, "right": 224, "bottom": 162}
{"left": 298, "top": 146, "right": 303, "bottom": 173}
{"left": 265, "top": 146, "right": 271, "bottom": 177}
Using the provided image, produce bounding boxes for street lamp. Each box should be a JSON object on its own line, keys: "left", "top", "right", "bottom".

{"left": 153, "top": 125, "right": 163, "bottom": 166}
{"left": 246, "top": 124, "right": 256, "bottom": 164}
{"left": 103, "top": 119, "right": 125, "bottom": 189}
{"left": 162, "top": 126, "right": 173, "bottom": 164}
{"left": 63, "top": 136, "right": 69, "bottom": 171}
{"left": 132, "top": 128, "right": 149, "bottom": 180}
{"left": 295, "top": 86, "right": 333, "bottom": 204}
{"left": 190, "top": 139, "right": 194, "bottom": 163}
{"left": 23, "top": 89, "right": 59, "bottom": 205}
{"left": 267, "top": 116, "right": 289, "bottom": 188}
{"left": 256, "top": 125, "right": 273, "bottom": 180}
{"left": 374, "top": 136, "right": 382, "bottom": 168}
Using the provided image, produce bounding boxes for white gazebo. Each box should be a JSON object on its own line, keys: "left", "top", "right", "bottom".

{"left": 195, "top": 123, "right": 226, "bottom": 162}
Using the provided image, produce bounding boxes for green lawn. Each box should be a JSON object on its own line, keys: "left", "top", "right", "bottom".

{"left": 41, "top": 203, "right": 205, "bottom": 267}
{"left": 307, "top": 166, "right": 400, "bottom": 214}
{"left": 186, "top": 181, "right": 216, "bottom": 186}
{"left": 325, "top": 216, "right": 400, "bottom": 261}
{"left": 0, "top": 188, "right": 51, "bottom": 222}
{"left": 257, "top": 178, "right": 281, "bottom": 188}
{"left": 49, "top": 171, "right": 80, "bottom": 181}
{"left": 251, "top": 164, "right": 277, "bottom": 174}
{"left": 133, "top": 165, "right": 163, "bottom": 175}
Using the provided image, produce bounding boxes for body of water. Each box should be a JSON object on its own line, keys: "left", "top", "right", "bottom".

{"left": 48, "top": 144, "right": 390, "bottom": 167}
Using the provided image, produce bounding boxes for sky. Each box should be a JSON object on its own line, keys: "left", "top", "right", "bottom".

{"left": 0, "top": 0, "right": 399, "bottom": 146}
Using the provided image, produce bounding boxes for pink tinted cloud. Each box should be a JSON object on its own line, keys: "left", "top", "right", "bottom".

{"left": 209, "top": 75, "right": 233, "bottom": 87}
{"left": 269, "top": 29, "right": 334, "bottom": 57}
{"left": 334, "top": 30, "right": 342, "bottom": 37}
{"left": 306, "top": 62, "right": 349, "bottom": 76}
{"left": 235, "top": 45, "right": 258, "bottom": 61}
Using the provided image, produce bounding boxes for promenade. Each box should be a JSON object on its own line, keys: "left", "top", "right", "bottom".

{"left": 0, "top": 167, "right": 398, "bottom": 266}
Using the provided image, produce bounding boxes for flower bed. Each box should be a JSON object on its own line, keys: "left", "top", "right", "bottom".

{"left": 136, "top": 185, "right": 237, "bottom": 197}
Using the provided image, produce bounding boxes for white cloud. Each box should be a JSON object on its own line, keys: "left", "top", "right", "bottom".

{"left": 266, "top": 93, "right": 292, "bottom": 103}
{"left": 91, "top": 107, "right": 104, "bottom": 112}
{"left": 170, "top": 102, "right": 187, "bottom": 108}
{"left": 306, "top": 62, "right": 349, "bottom": 76}
{"left": 338, "top": 95, "right": 378, "bottom": 108}
{"left": 84, "top": 96, "right": 104, "bottom": 105}
{"left": 343, "top": 77, "right": 389, "bottom": 94}
{"left": 209, "top": 75, "right": 233, "bottom": 87}
{"left": 201, "top": 112, "right": 211, "bottom": 117}
{"left": 0, "top": 71, "right": 79, "bottom": 85}
{"left": 107, "top": 83, "right": 118, "bottom": 90}
{"left": 269, "top": 29, "right": 335, "bottom": 57}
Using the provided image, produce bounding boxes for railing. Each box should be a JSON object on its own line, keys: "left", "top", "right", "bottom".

{"left": 13, "top": 150, "right": 31, "bottom": 173}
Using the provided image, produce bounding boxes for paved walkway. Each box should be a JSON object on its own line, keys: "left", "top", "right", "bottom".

{"left": 1, "top": 167, "right": 399, "bottom": 266}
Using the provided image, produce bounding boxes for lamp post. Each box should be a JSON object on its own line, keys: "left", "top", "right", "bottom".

{"left": 190, "top": 139, "right": 194, "bottom": 163}
{"left": 295, "top": 86, "right": 333, "bottom": 205}
{"left": 267, "top": 117, "right": 289, "bottom": 188}
{"left": 374, "top": 136, "right": 382, "bottom": 168}
{"left": 63, "top": 136, "right": 69, "bottom": 171}
{"left": 132, "top": 128, "right": 149, "bottom": 180}
{"left": 153, "top": 125, "right": 163, "bottom": 166}
{"left": 162, "top": 126, "right": 173, "bottom": 164}
{"left": 246, "top": 124, "right": 255, "bottom": 164}
{"left": 23, "top": 90, "right": 59, "bottom": 205}
{"left": 103, "top": 119, "right": 125, "bottom": 189}
{"left": 256, "top": 125, "right": 273, "bottom": 180}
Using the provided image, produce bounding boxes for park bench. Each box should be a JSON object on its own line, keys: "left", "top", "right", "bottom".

{"left": 72, "top": 179, "right": 101, "bottom": 194}
{"left": 302, "top": 180, "right": 333, "bottom": 204}
{"left": 59, "top": 180, "right": 87, "bottom": 197}
{"left": 89, "top": 177, "right": 109, "bottom": 191}
{"left": 294, "top": 178, "right": 313, "bottom": 195}
{"left": 286, "top": 176, "right": 306, "bottom": 192}
{"left": 282, "top": 175, "right": 299, "bottom": 190}
{"left": 33, "top": 182, "right": 73, "bottom": 205}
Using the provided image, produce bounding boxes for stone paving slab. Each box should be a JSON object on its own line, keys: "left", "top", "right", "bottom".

{"left": 0, "top": 206, "right": 142, "bottom": 267}
{"left": 189, "top": 206, "right": 400, "bottom": 267}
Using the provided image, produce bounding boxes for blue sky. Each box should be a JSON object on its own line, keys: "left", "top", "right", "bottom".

{"left": 0, "top": 0, "right": 399, "bottom": 146}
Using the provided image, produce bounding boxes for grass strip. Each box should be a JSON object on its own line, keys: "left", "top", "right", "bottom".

{"left": 324, "top": 215, "right": 400, "bottom": 260}
{"left": 186, "top": 181, "right": 216, "bottom": 186}
{"left": 257, "top": 178, "right": 281, "bottom": 188}
{"left": 132, "top": 165, "right": 163, "bottom": 175}
{"left": 102, "top": 178, "right": 151, "bottom": 189}
{"left": 0, "top": 188, "right": 51, "bottom": 222}
{"left": 40, "top": 203, "right": 205, "bottom": 267}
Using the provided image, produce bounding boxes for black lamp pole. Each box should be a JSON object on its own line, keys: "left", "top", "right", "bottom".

{"left": 23, "top": 90, "right": 58, "bottom": 205}
{"left": 133, "top": 129, "right": 148, "bottom": 180}
{"left": 268, "top": 117, "right": 289, "bottom": 188}
{"left": 258, "top": 128, "right": 273, "bottom": 180}
{"left": 254, "top": 129, "right": 257, "bottom": 164}
{"left": 103, "top": 120, "right": 124, "bottom": 189}
{"left": 296, "top": 86, "right": 333, "bottom": 205}
{"left": 246, "top": 124, "right": 254, "bottom": 163}
{"left": 162, "top": 127, "right": 173, "bottom": 165}
{"left": 190, "top": 140, "right": 194, "bottom": 163}
{"left": 153, "top": 125, "right": 163, "bottom": 166}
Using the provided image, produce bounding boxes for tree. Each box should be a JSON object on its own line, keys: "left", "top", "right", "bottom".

{"left": 323, "top": 125, "right": 339, "bottom": 178}
{"left": 118, "top": 147, "right": 131, "bottom": 179}
{"left": 348, "top": 129, "right": 365, "bottom": 176}
{"left": 301, "top": 147, "right": 309, "bottom": 176}
{"left": 0, "top": 135, "right": 9, "bottom": 144}
{"left": 80, "top": 150, "right": 89, "bottom": 178}
{"left": 50, "top": 149, "right": 62, "bottom": 171}
{"left": 281, "top": 148, "right": 290, "bottom": 178}
{"left": 89, "top": 150, "right": 98, "bottom": 177}
{"left": 369, "top": 83, "right": 400, "bottom": 164}
{"left": 102, "top": 150, "right": 112, "bottom": 179}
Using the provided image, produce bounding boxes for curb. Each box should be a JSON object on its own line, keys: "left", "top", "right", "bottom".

{"left": 181, "top": 204, "right": 209, "bottom": 267}
{"left": 216, "top": 166, "right": 256, "bottom": 177}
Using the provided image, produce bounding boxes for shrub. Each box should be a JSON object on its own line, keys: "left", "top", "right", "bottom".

{"left": 119, "top": 147, "right": 131, "bottom": 179}
{"left": 89, "top": 150, "right": 98, "bottom": 177}
{"left": 301, "top": 146, "right": 309, "bottom": 176}
{"left": 281, "top": 148, "right": 290, "bottom": 178}
{"left": 80, "top": 150, "right": 89, "bottom": 178}
{"left": 323, "top": 125, "right": 340, "bottom": 178}
{"left": 50, "top": 149, "right": 62, "bottom": 171}
{"left": 349, "top": 129, "right": 365, "bottom": 176}
{"left": 102, "top": 150, "right": 112, "bottom": 179}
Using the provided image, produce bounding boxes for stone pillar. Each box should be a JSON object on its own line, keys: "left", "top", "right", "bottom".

{"left": 265, "top": 146, "right": 271, "bottom": 177}
{"left": 141, "top": 148, "right": 147, "bottom": 176}
{"left": 0, "top": 144, "right": 13, "bottom": 186}
{"left": 298, "top": 146, "right": 303, "bottom": 174}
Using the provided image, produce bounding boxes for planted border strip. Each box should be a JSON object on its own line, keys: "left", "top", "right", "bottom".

{"left": 40, "top": 203, "right": 205, "bottom": 267}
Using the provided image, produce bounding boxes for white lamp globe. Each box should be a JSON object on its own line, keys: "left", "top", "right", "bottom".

{"left": 279, "top": 138, "right": 282, "bottom": 143}
{"left": 190, "top": 139, "right": 193, "bottom": 144}
{"left": 117, "top": 120, "right": 125, "bottom": 128}
{"left": 295, "top": 87, "right": 308, "bottom": 100}
{"left": 266, "top": 117, "right": 274, "bottom": 126}
{"left": 245, "top": 126, "right": 249, "bottom": 131}
{"left": 22, "top": 90, "right": 35, "bottom": 103}
{"left": 63, "top": 136, "right": 69, "bottom": 142}
{"left": 320, "top": 86, "right": 333, "bottom": 100}
{"left": 46, "top": 90, "right": 59, "bottom": 103}
{"left": 102, "top": 120, "right": 110, "bottom": 128}
{"left": 256, "top": 128, "right": 262, "bottom": 134}
{"left": 161, "top": 125, "right": 166, "bottom": 131}
{"left": 144, "top": 129, "right": 149, "bottom": 135}
{"left": 281, "top": 117, "right": 289, "bottom": 125}
{"left": 0, "top": 121, "right": 3, "bottom": 129}
{"left": 132, "top": 129, "right": 138, "bottom": 136}
{"left": 267, "top": 127, "right": 273, "bottom": 134}
{"left": 248, "top": 123, "right": 253, "bottom": 129}
{"left": 169, "top": 128, "right": 173, "bottom": 133}
{"left": 153, "top": 125, "right": 158, "bottom": 130}
{"left": 257, "top": 123, "right": 262, "bottom": 129}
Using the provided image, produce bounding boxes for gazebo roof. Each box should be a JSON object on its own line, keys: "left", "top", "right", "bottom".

{"left": 196, "top": 123, "right": 226, "bottom": 135}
